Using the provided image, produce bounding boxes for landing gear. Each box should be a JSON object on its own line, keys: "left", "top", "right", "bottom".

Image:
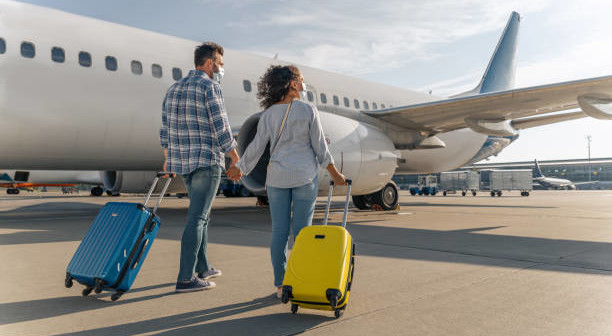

{"left": 352, "top": 182, "right": 399, "bottom": 211}
{"left": 520, "top": 191, "right": 530, "bottom": 196}
{"left": 91, "top": 186, "right": 104, "bottom": 197}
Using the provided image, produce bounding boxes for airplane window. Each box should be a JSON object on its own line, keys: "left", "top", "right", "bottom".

{"left": 105, "top": 56, "right": 117, "bottom": 71}
{"left": 51, "top": 47, "right": 65, "bottom": 63}
{"left": 354, "top": 99, "right": 360, "bottom": 109}
{"left": 343, "top": 97, "right": 349, "bottom": 107}
{"left": 0, "top": 38, "right": 6, "bottom": 54}
{"left": 173, "top": 67, "right": 183, "bottom": 81}
{"left": 243, "top": 79, "right": 252, "bottom": 92}
{"left": 381, "top": 104, "right": 386, "bottom": 108}
{"left": 131, "top": 60, "right": 143, "bottom": 75}
{"left": 79, "top": 51, "right": 91, "bottom": 67}
{"left": 152, "top": 64, "right": 162, "bottom": 78}
{"left": 320, "top": 93, "right": 327, "bottom": 104}
{"left": 333, "top": 95, "right": 339, "bottom": 106}
{"left": 307, "top": 91, "right": 314, "bottom": 102}
{"left": 363, "top": 101, "right": 369, "bottom": 110}
{"left": 372, "top": 102, "right": 378, "bottom": 109}
{"left": 21, "top": 42, "right": 35, "bottom": 58}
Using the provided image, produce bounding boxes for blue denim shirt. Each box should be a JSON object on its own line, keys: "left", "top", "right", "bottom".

{"left": 160, "top": 70, "right": 236, "bottom": 175}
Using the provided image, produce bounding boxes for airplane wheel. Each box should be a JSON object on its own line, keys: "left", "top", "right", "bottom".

{"left": 497, "top": 191, "right": 502, "bottom": 197}
{"left": 372, "top": 182, "right": 399, "bottom": 211}
{"left": 352, "top": 195, "right": 374, "bottom": 210}
{"left": 472, "top": 191, "right": 477, "bottom": 196}
{"left": 443, "top": 191, "right": 447, "bottom": 196}
{"left": 462, "top": 191, "right": 466, "bottom": 196}
{"left": 91, "top": 187, "right": 104, "bottom": 197}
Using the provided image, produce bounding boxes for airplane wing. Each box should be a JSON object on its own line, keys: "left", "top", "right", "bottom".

{"left": 363, "top": 75, "right": 612, "bottom": 136}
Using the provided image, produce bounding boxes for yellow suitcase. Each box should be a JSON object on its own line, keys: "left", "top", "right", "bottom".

{"left": 281, "top": 180, "right": 355, "bottom": 318}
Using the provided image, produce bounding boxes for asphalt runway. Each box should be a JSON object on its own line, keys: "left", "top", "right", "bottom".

{"left": 1, "top": 190, "right": 611, "bottom": 335}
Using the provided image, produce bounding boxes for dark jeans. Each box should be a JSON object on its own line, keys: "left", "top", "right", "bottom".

{"left": 177, "top": 166, "right": 222, "bottom": 282}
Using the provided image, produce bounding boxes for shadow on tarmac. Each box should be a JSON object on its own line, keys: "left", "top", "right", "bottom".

{"left": 49, "top": 295, "right": 328, "bottom": 336}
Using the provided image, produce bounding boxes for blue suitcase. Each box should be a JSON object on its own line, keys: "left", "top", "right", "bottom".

{"left": 65, "top": 173, "right": 173, "bottom": 301}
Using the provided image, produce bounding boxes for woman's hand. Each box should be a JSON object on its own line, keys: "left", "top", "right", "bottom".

{"left": 226, "top": 166, "right": 242, "bottom": 181}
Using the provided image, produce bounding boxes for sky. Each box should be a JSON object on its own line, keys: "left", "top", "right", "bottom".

{"left": 13, "top": 0, "right": 612, "bottom": 163}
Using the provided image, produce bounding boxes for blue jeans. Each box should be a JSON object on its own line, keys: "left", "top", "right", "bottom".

{"left": 266, "top": 177, "right": 318, "bottom": 287}
{"left": 177, "top": 166, "right": 222, "bottom": 282}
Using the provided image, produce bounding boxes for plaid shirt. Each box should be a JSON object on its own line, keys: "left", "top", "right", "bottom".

{"left": 160, "top": 70, "right": 236, "bottom": 175}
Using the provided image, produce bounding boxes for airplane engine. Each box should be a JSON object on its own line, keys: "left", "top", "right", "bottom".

{"left": 102, "top": 171, "right": 185, "bottom": 194}
{"left": 237, "top": 110, "right": 399, "bottom": 208}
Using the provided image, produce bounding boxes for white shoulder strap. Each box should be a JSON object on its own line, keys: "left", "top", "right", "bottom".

{"left": 270, "top": 100, "right": 292, "bottom": 156}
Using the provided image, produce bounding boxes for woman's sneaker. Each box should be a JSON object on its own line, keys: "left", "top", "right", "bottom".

{"left": 175, "top": 277, "right": 216, "bottom": 293}
{"left": 198, "top": 268, "right": 222, "bottom": 280}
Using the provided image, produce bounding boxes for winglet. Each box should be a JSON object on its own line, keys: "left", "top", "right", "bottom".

{"left": 454, "top": 12, "right": 521, "bottom": 96}
{"left": 534, "top": 159, "right": 544, "bottom": 178}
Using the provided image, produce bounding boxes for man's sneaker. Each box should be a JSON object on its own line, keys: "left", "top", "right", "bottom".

{"left": 198, "top": 268, "right": 222, "bottom": 280}
{"left": 175, "top": 277, "right": 216, "bottom": 293}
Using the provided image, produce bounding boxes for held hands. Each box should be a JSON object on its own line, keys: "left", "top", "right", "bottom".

{"left": 226, "top": 165, "right": 242, "bottom": 181}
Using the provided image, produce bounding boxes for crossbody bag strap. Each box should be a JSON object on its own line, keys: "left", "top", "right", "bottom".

{"left": 270, "top": 100, "right": 292, "bottom": 156}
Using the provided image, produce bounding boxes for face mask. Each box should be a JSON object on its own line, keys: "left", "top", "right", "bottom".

{"left": 213, "top": 66, "right": 224, "bottom": 83}
{"left": 300, "top": 82, "right": 308, "bottom": 100}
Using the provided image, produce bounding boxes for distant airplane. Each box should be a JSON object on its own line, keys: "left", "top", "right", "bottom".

{"left": 0, "top": 170, "right": 104, "bottom": 195}
{"left": 532, "top": 159, "right": 594, "bottom": 190}
{"left": 2, "top": 2, "right": 612, "bottom": 210}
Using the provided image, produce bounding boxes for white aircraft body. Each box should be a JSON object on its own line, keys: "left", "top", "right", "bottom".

{"left": 533, "top": 159, "right": 578, "bottom": 190}
{"left": 1, "top": 1, "right": 612, "bottom": 209}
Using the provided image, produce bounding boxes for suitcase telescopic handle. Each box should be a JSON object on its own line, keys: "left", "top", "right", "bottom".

{"left": 144, "top": 172, "right": 174, "bottom": 214}
{"left": 323, "top": 179, "right": 352, "bottom": 227}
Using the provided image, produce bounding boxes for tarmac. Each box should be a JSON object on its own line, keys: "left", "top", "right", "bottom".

{"left": 1, "top": 190, "right": 611, "bottom": 336}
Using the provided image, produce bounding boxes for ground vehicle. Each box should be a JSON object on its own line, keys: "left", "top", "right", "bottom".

{"left": 440, "top": 171, "right": 480, "bottom": 196}
{"left": 409, "top": 175, "right": 438, "bottom": 196}
{"left": 218, "top": 178, "right": 253, "bottom": 198}
{"left": 481, "top": 169, "right": 532, "bottom": 196}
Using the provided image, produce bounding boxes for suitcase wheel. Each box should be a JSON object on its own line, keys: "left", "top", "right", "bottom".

{"left": 291, "top": 304, "right": 298, "bottom": 314}
{"left": 111, "top": 291, "right": 124, "bottom": 301}
{"left": 334, "top": 309, "right": 344, "bottom": 319}
{"left": 64, "top": 273, "right": 73, "bottom": 288}
{"left": 94, "top": 279, "right": 105, "bottom": 294}
{"left": 82, "top": 286, "right": 94, "bottom": 297}
{"left": 281, "top": 286, "right": 292, "bottom": 304}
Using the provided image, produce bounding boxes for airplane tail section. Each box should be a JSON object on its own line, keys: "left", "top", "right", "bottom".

{"left": 453, "top": 11, "right": 521, "bottom": 97}
{"left": 534, "top": 159, "right": 544, "bottom": 178}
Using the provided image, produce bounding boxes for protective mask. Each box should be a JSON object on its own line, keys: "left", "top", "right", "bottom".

{"left": 300, "top": 82, "right": 308, "bottom": 100}
{"left": 213, "top": 66, "right": 224, "bottom": 83}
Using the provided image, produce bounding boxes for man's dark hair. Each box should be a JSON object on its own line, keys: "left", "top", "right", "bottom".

{"left": 194, "top": 42, "right": 224, "bottom": 67}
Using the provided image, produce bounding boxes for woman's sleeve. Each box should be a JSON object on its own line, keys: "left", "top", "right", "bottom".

{"left": 236, "top": 114, "right": 270, "bottom": 175}
{"left": 310, "top": 106, "right": 335, "bottom": 167}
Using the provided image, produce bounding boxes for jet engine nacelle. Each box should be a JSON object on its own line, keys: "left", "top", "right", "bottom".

{"left": 102, "top": 171, "right": 185, "bottom": 194}
{"left": 237, "top": 110, "right": 398, "bottom": 196}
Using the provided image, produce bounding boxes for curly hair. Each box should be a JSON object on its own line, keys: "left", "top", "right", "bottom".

{"left": 257, "top": 65, "right": 301, "bottom": 109}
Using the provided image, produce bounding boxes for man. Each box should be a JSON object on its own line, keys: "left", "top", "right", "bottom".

{"left": 160, "top": 42, "right": 241, "bottom": 293}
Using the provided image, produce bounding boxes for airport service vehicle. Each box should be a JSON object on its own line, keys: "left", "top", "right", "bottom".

{"left": 410, "top": 175, "right": 439, "bottom": 196}
{"left": 2, "top": 3, "right": 612, "bottom": 211}
{"left": 440, "top": 171, "right": 480, "bottom": 196}
{"left": 218, "top": 178, "right": 253, "bottom": 198}
{"left": 65, "top": 174, "right": 172, "bottom": 301}
{"left": 281, "top": 180, "right": 355, "bottom": 319}
{"left": 483, "top": 169, "right": 532, "bottom": 196}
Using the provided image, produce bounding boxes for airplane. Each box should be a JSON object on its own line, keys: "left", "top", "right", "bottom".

{"left": 0, "top": 170, "right": 104, "bottom": 195}
{"left": 1, "top": 1, "right": 612, "bottom": 210}
{"left": 532, "top": 159, "right": 591, "bottom": 190}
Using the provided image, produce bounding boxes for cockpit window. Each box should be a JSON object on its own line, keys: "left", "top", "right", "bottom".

{"left": 152, "top": 64, "right": 162, "bottom": 78}
{"left": 21, "top": 42, "right": 35, "bottom": 58}
{"left": 131, "top": 60, "right": 143, "bottom": 75}
{"left": 105, "top": 56, "right": 118, "bottom": 71}
{"left": 51, "top": 47, "right": 65, "bottom": 63}
{"left": 0, "top": 38, "right": 6, "bottom": 54}
{"left": 79, "top": 51, "right": 91, "bottom": 67}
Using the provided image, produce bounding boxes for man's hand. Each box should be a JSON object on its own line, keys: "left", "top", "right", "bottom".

{"left": 161, "top": 160, "right": 175, "bottom": 178}
{"left": 227, "top": 166, "right": 242, "bottom": 181}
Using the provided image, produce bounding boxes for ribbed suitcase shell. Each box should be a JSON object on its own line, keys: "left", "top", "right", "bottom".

{"left": 283, "top": 225, "right": 354, "bottom": 311}
{"left": 66, "top": 202, "right": 160, "bottom": 292}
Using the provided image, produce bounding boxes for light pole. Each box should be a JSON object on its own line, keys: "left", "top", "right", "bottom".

{"left": 586, "top": 135, "right": 592, "bottom": 182}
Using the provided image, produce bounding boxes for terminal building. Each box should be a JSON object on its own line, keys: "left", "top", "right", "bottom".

{"left": 393, "top": 157, "right": 612, "bottom": 190}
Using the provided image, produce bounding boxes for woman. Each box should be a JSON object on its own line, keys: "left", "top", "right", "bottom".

{"left": 227, "top": 65, "right": 346, "bottom": 297}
